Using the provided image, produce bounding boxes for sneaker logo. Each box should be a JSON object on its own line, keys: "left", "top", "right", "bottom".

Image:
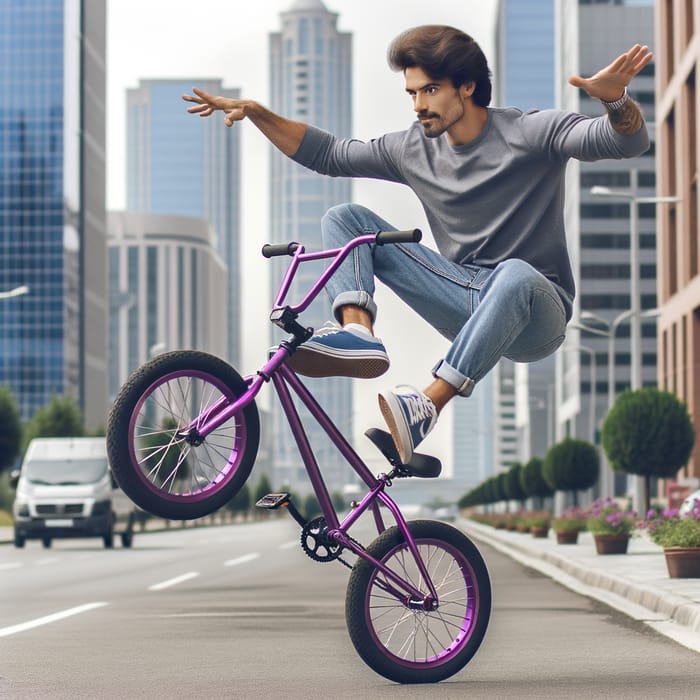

{"left": 402, "top": 394, "right": 435, "bottom": 439}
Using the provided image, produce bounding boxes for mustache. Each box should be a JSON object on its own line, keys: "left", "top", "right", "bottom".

{"left": 417, "top": 112, "right": 440, "bottom": 120}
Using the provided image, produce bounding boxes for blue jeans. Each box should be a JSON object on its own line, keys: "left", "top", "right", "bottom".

{"left": 322, "top": 203, "right": 572, "bottom": 396}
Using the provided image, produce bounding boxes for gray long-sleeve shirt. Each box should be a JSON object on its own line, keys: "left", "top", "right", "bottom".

{"left": 291, "top": 107, "right": 650, "bottom": 308}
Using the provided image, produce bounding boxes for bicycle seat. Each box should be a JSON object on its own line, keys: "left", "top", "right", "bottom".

{"left": 364, "top": 428, "right": 441, "bottom": 479}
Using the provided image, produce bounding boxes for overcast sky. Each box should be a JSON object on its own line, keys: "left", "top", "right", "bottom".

{"left": 107, "top": 0, "right": 499, "bottom": 467}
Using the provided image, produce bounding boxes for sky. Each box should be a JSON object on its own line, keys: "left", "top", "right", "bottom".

{"left": 107, "top": 0, "right": 499, "bottom": 467}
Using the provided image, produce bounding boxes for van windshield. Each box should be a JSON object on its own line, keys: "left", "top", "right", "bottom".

{"left": 24, "top": 458, "right": 108, "bottom": 485}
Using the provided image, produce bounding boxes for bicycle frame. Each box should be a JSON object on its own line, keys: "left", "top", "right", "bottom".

{"left": 183, "top": 232, "right": 439, "bottom": 606}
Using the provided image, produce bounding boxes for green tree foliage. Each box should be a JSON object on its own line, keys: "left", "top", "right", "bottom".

{"left": 519, "top": 456, "right": 554, "bottom": 505}
{"left": 602, "top": 387, "right": 695, "bottom": 513}
{"left": 0, "top": 386, "right": 22, "bottom": 473}
{"left": 22, "top": 395, "right": 83, "bottom": 452}
{"left": 543, "top": 438, "right": 599, "bottom": 504}
{"left": 254, "top": 473, "right": 273, "bottom": 505}
{"left": 141, "top": 417, "right": 191, "bottom": 484}
{"left": 228, "top": 482, "right": 251, "bottom": 514}
{"left": 304, "top": 492, "right": 321, "bottom": 520}
{"left": 504, "top": 463, "right": 526, "bottom": 504}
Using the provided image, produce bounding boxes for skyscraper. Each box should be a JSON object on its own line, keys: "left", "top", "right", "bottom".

{"left": 0, "top": 0, "right": 108, "bottom": 427}
{"left": 126, "top": 79, "right": 242, "bottom": 366}
{"left": 268, "top": 0, "right": 353, "bottom": 493}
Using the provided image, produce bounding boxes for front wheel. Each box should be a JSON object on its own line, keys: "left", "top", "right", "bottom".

{"left": 345, "top": 520, "right": 491, "bottom": 684}
{"left": 107, "top": 351, "right": 260, "bottom": 520}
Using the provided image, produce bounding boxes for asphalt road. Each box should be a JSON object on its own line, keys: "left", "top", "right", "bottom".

{"left": 1, "top": 518, "right": 698, "bottom": 699}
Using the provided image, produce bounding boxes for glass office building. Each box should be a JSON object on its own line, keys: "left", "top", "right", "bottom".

{"left": 0, "top": 0, "right": 108, "bottom": 425}
{"left": 268, "top": 0, "right": 353, "bottom": 494}
{"left": 126, "top": 79, "right": 241, "bottom": 366}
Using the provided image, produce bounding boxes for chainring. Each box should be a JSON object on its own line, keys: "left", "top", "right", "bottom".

{"left": 300, "top": 517, "right": 343, "bottom": 562}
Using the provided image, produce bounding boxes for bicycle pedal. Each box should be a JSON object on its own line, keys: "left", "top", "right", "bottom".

{"left": 255, "top": 492, "right": 290, "bottom": 509}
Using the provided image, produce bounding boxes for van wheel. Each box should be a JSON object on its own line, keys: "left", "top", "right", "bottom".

{"left": 120, "top": 530, "right": 133, "bottom": 548}
{"left": 42, "top": 538, "right": 52, "bottom": 549}
{"left": 103, "top": 532, "right": 114, "bottom": 548}
{"left": 14, "top": 533, "right": 25, "bottom": 548}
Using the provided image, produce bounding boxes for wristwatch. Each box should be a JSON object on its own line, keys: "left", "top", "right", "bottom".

{"left": 602, "top": 88, "right": 629, "bottom": 111}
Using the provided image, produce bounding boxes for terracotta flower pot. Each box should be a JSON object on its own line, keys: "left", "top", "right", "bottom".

{"left": 664, "top": 547, "right": 700, "bottom": 578}
{"left": 593, "top": 533, "right": 630, "bottom": 555}
{"left": 531, "top": 526, "right": 549, "bottom": 538}
{"left": 555, "top": 529, "right": 580, "bottom": 545}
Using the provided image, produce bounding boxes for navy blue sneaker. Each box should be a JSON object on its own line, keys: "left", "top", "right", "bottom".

{"left": 378, "top": 386, "right": 437, "bottom": 464}
{"left": 285, "top": 324, "right": 390, "bottom": 378}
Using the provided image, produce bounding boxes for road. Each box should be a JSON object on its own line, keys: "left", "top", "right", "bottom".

{"left": 1, "top": 518, "right": 698, "bottom": 700}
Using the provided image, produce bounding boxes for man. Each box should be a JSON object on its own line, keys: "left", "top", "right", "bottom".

{"left": 184, "top": 25, "right": 651, "bottom": 464}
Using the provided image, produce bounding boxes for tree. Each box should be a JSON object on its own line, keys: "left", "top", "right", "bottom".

{"left": 22, "top": 394, "right": 83, "bottom": 451}
{"left": 228, "top": 482, "right": 251, "bottom": 516}
{"left": 504, "top": 463, "right": 527, "bottom": 506}
{"left": 602, "top": 387, "right": 695, "bottom": 514}
{"left": 304, "top": 492, "right": 321, "bottom": 520}
{"left": 0, "top": 386, "right": 22, "bottom": 473}
{"left": 519, "top": 456, "right": 554, "bottom": 508}
{"left": 543, "top": 438, "right": 599, "bottom": 505}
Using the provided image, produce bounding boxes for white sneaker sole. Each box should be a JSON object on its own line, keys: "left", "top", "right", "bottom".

{"left": 286, "top": 345, "right": 390, "bottom": 379}
{"left": 377, "top": 391, "right": 413, "bottom": 464}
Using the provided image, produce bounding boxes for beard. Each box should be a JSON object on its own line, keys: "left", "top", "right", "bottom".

{"left": 417, "top": 102, "right": 465, "bottom": 138}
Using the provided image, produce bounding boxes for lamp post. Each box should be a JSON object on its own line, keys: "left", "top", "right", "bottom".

{"left": 570, "top": 308, "right": 660, "bottom": 498}
{"left": 590, "top": 170, "right": 680, "bottom": 510}
{"left": 590, "top": 170, "right": 680, "bottom": 391}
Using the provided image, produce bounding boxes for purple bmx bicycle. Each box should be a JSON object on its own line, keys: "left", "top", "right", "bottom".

{"left": 106, "top": 229, "right": 491, "bottom": 684}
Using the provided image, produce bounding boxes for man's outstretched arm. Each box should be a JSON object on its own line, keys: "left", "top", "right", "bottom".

{"left": 183, "top": 88, "right": 307, "bottom": 156}
{"left": 568, "top": 44, "right": 652, "bottom": 135}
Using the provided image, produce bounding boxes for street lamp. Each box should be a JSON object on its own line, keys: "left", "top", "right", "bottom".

{"left": 0, "top": 285, "right": 29, "bottom": 300}
{"left": 590, "top": 169, "right": 680, "bottom": 391}
{"left": 590, "top": 170, "right": 680, "bottom": 511}
{"left": 570, "top": 308, "right": 661, "bottom": 498}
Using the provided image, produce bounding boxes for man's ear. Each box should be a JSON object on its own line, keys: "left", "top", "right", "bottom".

{"left": 461, "top": 82, "right": 476, "bottom": 99}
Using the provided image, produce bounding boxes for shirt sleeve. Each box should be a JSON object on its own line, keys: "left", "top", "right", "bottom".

{"left": 522, "top": 109, "right": 650, "bottom": 163}
{"left": 291, "top": 125, "right": 408, "bottom": 183}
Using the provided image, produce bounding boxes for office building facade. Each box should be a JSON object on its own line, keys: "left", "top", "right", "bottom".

{"left": 655, "top": 0, "right": 700, "bottom": 481}
{"left": 107, "top": 212, "right": 228, "bottom": 397}
{"left": 126, "top": 79, "right": 242, "bottom": 366}
{"left": 268, "top": 0, "right": 354, "bottom": 494}
{"left": 0, "top": 0, "right": 108, "bottom": 427}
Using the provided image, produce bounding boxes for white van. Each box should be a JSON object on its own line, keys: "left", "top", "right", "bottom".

{"left": 12, "top": 437, "right": 137, "bottom": 549}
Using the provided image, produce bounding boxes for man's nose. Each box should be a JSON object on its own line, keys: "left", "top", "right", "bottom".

{"left": 413, "top": 94, "right": 425, "bottom": 112}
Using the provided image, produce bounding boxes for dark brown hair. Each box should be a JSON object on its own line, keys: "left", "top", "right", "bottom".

{"left": 387, "top": 25, "right": 492, "bottom": 107}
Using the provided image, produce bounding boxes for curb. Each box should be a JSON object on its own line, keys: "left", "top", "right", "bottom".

{"left": 459, "top": 518, "right": 700, "bottom": 641}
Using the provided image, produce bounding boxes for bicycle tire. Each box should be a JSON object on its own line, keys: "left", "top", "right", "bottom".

{"left": 345, "top": 519, "right": 491, "bottom": 684}
{"left": 107, "top": 350, "right": 260, "bottom": 521}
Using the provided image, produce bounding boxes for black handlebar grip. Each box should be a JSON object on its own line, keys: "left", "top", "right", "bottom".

{"left": 375, "top": 228, "right": 422, "bottom": 245}
{"left": 262, "top": 242, "right": 300, "bottom": 258}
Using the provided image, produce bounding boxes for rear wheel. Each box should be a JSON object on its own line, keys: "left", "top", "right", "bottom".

{"left": 107, "top": 351, "right": 260, "bottom": 520}
{"left": 345, "top": 520, "right": 491, "bottom": 684}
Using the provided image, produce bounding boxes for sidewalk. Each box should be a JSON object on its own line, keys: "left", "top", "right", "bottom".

{"left": 458, "top": 517, "right": 700, "bottom": 653}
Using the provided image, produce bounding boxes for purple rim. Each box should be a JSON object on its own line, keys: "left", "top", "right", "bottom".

{"left": 365, "top": 537, "right": 479, "bottom": 669}
{"left": 128, "top": 368, "right": 247, "bottom": 503}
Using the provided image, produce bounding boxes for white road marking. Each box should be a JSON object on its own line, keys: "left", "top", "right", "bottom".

{"left": 279, "top": 540, "right": 299, "bottom": 550}
{"left": 0, "top": 562, "right": 22, "bottom": 571}
{"left": 0, "top": 602, "right": 108, "bottom": 638}
{"left": 223, "top": 552, "right": 260, "bottom": 567}
{"left": 148, "top": 571, "right": 200, "bottom": 591}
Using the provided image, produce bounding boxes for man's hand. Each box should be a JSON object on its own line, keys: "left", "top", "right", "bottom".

{"left": 568, "top": 44, "right": 653, "bottom": 102}
{"left": 182, "top": 88, "right": 249, "bottom": 127}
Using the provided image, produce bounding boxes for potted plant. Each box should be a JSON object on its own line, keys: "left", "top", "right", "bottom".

{"left": 551, "top": 507, "right": 588, "bottom": 544}
{"left": 640, "top": 498, "right": 700, "bottom": 577}
{"left": 587, "top": 497, "right": 637, "bottom": 554}
{"left": 526, "top": 511, "right": 551, "bottom": 538}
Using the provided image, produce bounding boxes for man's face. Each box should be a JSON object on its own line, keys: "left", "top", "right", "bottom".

{"left": 404, "top": 66, "right": 466, "bottom": 139}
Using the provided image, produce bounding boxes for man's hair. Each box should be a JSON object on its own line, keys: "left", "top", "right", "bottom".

{"left": 387, "top": 25, "right": 492, "bottom": 107}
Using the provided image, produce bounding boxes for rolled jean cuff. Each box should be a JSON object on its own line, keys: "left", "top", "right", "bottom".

{"left": 331, "top": 291, "right": 378, "bottom": 324}
{"left": 432, "top": 359, "right": 475, "bottom": 397}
